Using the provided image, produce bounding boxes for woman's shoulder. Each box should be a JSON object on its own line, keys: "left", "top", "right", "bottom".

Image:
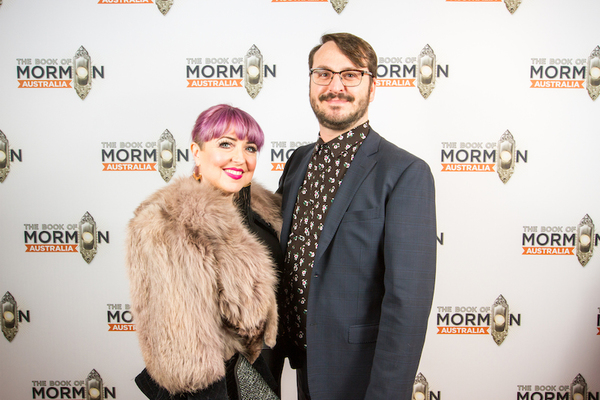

{"left": 250, "top": 182, "right": 282, "bottom": 236}
{"left": 131, "top": 176, "right": 234, "bottom": 227}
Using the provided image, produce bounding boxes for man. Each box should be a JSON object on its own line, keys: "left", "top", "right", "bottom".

{"left": 272, "top": 32, "right": 437, "bottom": 400}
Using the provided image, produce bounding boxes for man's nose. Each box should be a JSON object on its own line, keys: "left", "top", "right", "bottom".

{"left": 328, "top": 73, "right": 346, "bottom": 91}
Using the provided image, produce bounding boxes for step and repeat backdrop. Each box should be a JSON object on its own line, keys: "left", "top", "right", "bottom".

{"left": 1, "top": 0, "right": 599, "bottom": 399}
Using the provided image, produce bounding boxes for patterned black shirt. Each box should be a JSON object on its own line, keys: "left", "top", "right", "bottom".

{"left": 281, "top": 122, "right": 370, "bottom": 349}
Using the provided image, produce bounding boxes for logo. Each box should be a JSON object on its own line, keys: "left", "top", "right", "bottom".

{"left": 186, "top": 45, "right": 277, "bottom": 98}
{"left": 244, "top": 45, "right": 264, "bottom": 98}
{"left": 436, "top": 294, "right": 521, "bottom": 345}
{"left": 440, "top": 130, "right": 527, "bottom": 183}
{"left": 0, "top": 130, "right": 10, "bottom": 182}
{"left": 107, "top": 303, "right": 135, "bottom": 332}
{"left": 446, "top": 0, "right": 521, "bottom": 14}
{"left": 16, "top": 46, "right": 104, "bottom": 100}
{"left": 31, "top": 369, "right": 117, "bottom": 400}
{"left": 377, "top": 45, "right": 449, "bottom": 98}
{"left": 0, "top": 129, "right": 23, "bottom": 183}
{"left": 185, "top": 45, "right": 276, "bottom": 98}
{"left": 23, "top": 212, "right": 109, "bottom": 264}
{"left": 576, "top": 215, "right": 595, "bottom": 266}
{"left": 587, "top": 46, "right": 600, "bottom": 100}
{"left": 529, "top": 47, "right": 600, "bottom": 101}
{"left": 156, "top": 0, "right": 173, "bottom": 14}
{"left": 330, "top": 0, "right": 348, "bottom": 13}
{"left": 530, "top": 57, "right": 585, "bottom": 90}
{"left": 413, "top": 373, "right": 441, "bottom": 400}
{"left": 1, "top": 292, "right": 30, "bottom": 342}
{"left": 522, "top": 215, "right": 596, "bottom": 267}
{"left": 417, "top": 45, "right": 436, "bottom": 98}
{"left": 517, "top": 374, "right": 597, "bottom": 400}
{"left": 101, "top": 132, "right": 189, "bottom": 182}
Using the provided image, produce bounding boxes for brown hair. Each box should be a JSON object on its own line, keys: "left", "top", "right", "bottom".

{"left": 308, "top": 33, "right": 377, "bottom": 78}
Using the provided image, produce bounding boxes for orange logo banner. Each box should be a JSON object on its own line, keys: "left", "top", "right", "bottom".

{"left": 108, "top": 324, "right": 136, "bottom": 331}
{"left": 522, "top": 247, "right": 575, "bottom": 255}
{"left": 18, "top": 80, "right": 72, "bottom": 88}
{"left": 26, "top": 244, "right": 78, "bottom": 253}
{"left": 597, "top": 328, "right": 600, "bottom": 335}
{"left": 376, "top": 79, "right": 415, "bottom": 88}
{"left": 187, "top": 79, "right": 243, "bottom": 88}
{"left": 530, "top": 80, "right": 584, "bottom": 89}
{"left": 102, "top": 163, "right": 156, "bottom": 171}
{"left": 271, "top": 163, "right": 286, "bottom": 171}
{"left": 441, "top": 163, "right": 495, "bottom": 172}
{"left": 437, "top": 327, "right": 489, "bottom": 334}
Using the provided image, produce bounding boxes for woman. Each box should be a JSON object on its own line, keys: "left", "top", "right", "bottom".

{"left": 125, "top": 104, "right": 282, "bottom": 400}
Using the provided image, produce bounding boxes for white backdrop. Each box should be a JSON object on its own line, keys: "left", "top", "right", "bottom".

{"left": 1, "top": 1, "right": 599, "bottom": 399}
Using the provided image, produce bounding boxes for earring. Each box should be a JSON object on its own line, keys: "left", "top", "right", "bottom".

{"left": 193, "top": 166, "right": 202, "bottom": 181}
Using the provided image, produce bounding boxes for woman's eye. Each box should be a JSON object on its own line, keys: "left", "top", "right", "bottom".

{"left": 246, "top": 146, "right": 258, "bottom": 153}
{"left": 219, "top": 141, "right": 232, "bottom": 148}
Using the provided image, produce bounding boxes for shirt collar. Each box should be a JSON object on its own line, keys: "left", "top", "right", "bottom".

{"left": 316, "top": 121, "right": 370, "bottom": 157}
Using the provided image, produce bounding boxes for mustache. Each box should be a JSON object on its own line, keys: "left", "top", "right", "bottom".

{"left": 318, "top": 92, "right": 355, "bottom": 102}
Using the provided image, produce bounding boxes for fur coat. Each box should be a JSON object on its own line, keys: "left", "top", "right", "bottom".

{"left": 125, "top": 176, "right": 281, "bottom": 395}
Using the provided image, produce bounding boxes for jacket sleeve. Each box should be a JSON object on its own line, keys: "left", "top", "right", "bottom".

{"left": 364, "top": 159, "right": 437, "bottom": 400}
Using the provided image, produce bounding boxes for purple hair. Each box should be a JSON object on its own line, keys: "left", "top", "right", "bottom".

{"left": 191, "top": 104, "right": 265, "bottom": 151}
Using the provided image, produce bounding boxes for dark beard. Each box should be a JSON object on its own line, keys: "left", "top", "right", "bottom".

{"left": 310, "top": 92, "right": 368, "bottom": 132}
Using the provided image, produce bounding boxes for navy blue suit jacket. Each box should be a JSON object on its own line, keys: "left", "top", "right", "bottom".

{"left": 277, "top": 129, "right": 437, "bottom": 400}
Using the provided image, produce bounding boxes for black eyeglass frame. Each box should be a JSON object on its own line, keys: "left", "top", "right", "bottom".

{"left": 309, "top": 68, "right": 374, "bottom": 87}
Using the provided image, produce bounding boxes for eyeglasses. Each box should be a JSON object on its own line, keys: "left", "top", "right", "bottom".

{"left": 310, "top": 68, "right": 373, "bottom": 87}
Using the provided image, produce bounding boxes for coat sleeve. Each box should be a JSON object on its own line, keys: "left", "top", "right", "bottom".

{"left": 364, "top": 159, "right": 437, "bottom": 400}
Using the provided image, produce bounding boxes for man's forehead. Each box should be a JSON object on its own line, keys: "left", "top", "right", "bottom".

{"left": 312, "top": 42, "right": 359, "bottom": 69}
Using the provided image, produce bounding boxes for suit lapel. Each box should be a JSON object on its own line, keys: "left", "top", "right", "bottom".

{"left": 313, "top": 129, "right": 381, "bottom": 265}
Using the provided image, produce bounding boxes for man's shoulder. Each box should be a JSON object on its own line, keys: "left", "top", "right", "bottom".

{"left": 287, "top": 142, "right": 316, "bottom": 163}
{"left": 296, "top": 142, "right": 316, "bottom": 153}
{"left": 369, "top": 129, "right": 428, "bottom": 167}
